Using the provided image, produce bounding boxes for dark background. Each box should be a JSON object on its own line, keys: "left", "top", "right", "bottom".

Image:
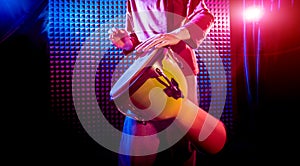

{"left": 2, "top": 0, "right": 300, "bottom": 165}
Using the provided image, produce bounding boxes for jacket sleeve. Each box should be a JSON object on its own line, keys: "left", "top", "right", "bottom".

{"left": 122, "top": 0, "right": 140, "bottom": 55}
{"left": 182, "top": 0, "right": 214, "bottom": 49}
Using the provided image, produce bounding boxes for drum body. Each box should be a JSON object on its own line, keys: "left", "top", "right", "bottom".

{"left": 110, "top": 48, "right": 228, "bottom": 154}
{"left": 110, "top": 48, "right": 187, "bottom": 121}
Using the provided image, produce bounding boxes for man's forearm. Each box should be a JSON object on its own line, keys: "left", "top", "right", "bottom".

{"left": 169, "top": 27, "right": 191, "bottom": 41}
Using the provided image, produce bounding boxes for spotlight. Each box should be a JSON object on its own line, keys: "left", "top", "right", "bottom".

{"left": 243, "top": 6, "right": 263, "bottom": 22}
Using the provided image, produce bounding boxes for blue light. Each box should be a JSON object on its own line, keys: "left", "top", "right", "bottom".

{"left": 0, "top": 0, "right": 44, "bottom": 40}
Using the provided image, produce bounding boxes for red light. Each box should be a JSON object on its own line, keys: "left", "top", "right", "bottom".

{"left": 243, "top": 7, "right": 263, "bottom": 22}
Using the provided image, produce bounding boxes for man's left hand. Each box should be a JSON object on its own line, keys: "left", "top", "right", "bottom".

{"left": 135, "top": 33, "right": 180, "bottom": 53}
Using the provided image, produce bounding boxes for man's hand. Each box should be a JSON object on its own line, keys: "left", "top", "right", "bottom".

{"left": 108, "top": 27, "right": 133, "bottom": 51}
{"left": 135, "top": 33, "right": 180, "bottom": 53}
{"left": 135, "top": 27, "right": 190, "bottom": 53}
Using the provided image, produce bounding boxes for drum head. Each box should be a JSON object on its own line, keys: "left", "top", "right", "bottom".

{"left": 110, "top": 48, "right": 168, "bottom": 100}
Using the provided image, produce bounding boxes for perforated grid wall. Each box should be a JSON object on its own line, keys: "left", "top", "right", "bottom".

{"left": 200, "top": 0, "right": 233, "bottom": 130}
{"left": 48, "top": 0, "right": 232, "bottom": 137}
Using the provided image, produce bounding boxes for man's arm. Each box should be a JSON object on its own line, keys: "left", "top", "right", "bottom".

{"left": 122, "top": 0, "right": 141, "bottom": 54}
{"left": 181, "top": 0, "right": 215, "bottom": 49}
{"left": 108, "top": 0, "right": 140, "bottom": 55}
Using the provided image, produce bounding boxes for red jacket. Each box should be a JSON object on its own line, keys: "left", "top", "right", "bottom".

{"left": 125, "top": 0, "right": 214, "bottom": 75}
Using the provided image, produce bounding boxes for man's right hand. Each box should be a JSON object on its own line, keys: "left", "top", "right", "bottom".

{"left": 108, "top": 27, "right": 133, "bottom": 51}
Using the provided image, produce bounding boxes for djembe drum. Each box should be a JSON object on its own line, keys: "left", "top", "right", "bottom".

{"left": 110, "top": 47, "right": 187, "bottom": 121}
{"left": 110, "top": 47, "right": 227, "bottom": 154}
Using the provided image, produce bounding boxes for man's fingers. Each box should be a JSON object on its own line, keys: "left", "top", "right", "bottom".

{"left": 108, "top": 27, "right": 129, "bottom": 43}
{"left": 135, "top": 35, "right": 156, "bottom": 50}
{"left": 135, "top": 34, "right": 178, "bottom": 52}
{"left": 136, "top": 35, "right": 164, "bottom": 52}
{"left": 154, "top": 40, "right": 169, "bottom": 49}
{"left": 141, "top": 38, "right": 164, "bottom": 52}
{"left": 111, "top": 27, "right": 118, "bottom": 33}
{"left": 108, "top": 27, "right": 122, "bottom": 36}
{"left": 108, "top": 27, "right": 116, "bottom": 34}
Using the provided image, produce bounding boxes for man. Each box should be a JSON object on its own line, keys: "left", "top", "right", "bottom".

{"left": 109, "top": 0, "right": 226, "bottom": 165}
